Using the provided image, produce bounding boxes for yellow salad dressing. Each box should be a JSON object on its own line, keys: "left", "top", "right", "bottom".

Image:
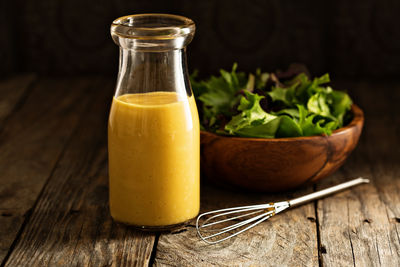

{"left": 108, "top": 91, "right": 200, "bottom": 227}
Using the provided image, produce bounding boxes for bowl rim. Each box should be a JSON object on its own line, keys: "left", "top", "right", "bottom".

{"left": 200, "top": 104, "right": 364, "bottom": 142}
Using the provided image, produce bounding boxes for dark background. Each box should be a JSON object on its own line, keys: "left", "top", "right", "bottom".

{"left": 1, "top": 0, "right": 400, "bottom": 80}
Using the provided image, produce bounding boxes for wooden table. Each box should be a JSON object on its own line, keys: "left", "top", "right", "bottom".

{"left": 0, "top": 74, "right": 399, "bottom": 266}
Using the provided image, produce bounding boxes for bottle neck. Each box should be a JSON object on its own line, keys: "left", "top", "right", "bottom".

{"left": 114, "top": 48, "right": 192, "bottom": 98}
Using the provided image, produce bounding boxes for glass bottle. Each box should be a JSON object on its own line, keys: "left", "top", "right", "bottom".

{"left": 108, "top": 14, "right": 199, "bottom": 229}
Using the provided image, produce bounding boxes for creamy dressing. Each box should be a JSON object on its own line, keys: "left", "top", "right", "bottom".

{"left": 108, "top": 91, "right": 200, "bottom": 226}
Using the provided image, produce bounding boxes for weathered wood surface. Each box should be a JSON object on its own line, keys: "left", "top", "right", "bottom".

{"left": 0, "top": 74, "right": 36, "bottom": 123}
{"left": 154, "top": 185, "right": 319, "bottom": 266}
{"left": 0, "top": 77, "right": 399, "bottom": 267}
{"left": 0, "top": 74, "right": 36, "bottom": 261}
{"left": 316, "top": 82, "right": 400, "bottom": 266}
{"left": 2, "top": 77, "right": 156, "bottom": 267}
{"left": 0, "top": 77, "right": 105, "bottom": 263}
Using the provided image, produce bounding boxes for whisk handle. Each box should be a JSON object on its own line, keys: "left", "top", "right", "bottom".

{"left": 288, "top": 177, "right": 369, "bottom": 207}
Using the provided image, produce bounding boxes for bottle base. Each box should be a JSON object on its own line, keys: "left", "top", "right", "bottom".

{"left": 112, "top": 217, "right": 195, "bottom": 232}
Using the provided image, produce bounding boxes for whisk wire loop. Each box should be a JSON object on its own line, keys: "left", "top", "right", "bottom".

{"left": 196, "top": 201, "right": 289, "bottom": 244}
{"left": 196, "top": 177, "right": 369, "bottom": 244}
{"left": 199, "top": 204, "right": 274, "bottom": 228}
{"left": 200, "top": 209, "right": 266, "bottom": 229}
{"left": 197, "top": 211, "right": 275, "bottom": 244}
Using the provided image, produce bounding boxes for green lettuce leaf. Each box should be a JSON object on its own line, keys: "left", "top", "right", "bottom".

{"left": 225, "top": 92, "right": 278, "bottom": 137}
{"left": 328, "top": 89, "right": 352, "bottom": 125}
{"left": 272, "top": 108, "right": 299, "bottom": 119}
{"left": 276, "top": 115, "right": 302, "bottom": 137}
{"left": 307, "top": 92, "right": 331, "bottom": 117}
{"left": 191, "top": 64, "right": 353, "bottom": 138}
{"left": 191, "top": 63, "right": 246, "bottom": 128}
{"left": 233, "top": 118, "right": 280, "bottom": 138}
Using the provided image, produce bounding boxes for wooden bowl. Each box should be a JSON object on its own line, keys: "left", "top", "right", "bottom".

{"left": 200, "top": 105, "right": 364, "bottom": 192}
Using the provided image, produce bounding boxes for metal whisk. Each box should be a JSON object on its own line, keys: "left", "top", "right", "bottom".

{"left": 196, "top": 177, "right": 369, "bottom": 244}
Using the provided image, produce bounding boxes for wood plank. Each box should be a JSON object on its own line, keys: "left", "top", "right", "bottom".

{"left": 0, "top": 74, "right": 36, "bottom": 123}
{"left": 3, "top": 79, "right": 156, "bottom": 267}
{"left": 155, "top": 184, "right": 319, "bottom": 266}
{"left": 154, "top": 81, "right": 400, "bottom": 266}
{"left": 316, "top": 82, "right": 400, "bottom": 266}
{"left": 2, "top": 79, "right": 398, "bottom": 266}
{"left": 0, "top": 77, "right": 102, "bottom": 263}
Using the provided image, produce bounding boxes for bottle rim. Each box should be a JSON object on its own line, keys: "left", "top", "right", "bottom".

{"left": 111, "top": 14, "right": 195, "bottom": 40}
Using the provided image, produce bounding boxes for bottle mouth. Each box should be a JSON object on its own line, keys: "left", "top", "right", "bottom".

{"left": 111, "top": 14, "right": 195, "bottom": 51}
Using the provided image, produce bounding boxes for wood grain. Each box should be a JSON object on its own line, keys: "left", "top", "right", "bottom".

{"left": 0, "top": 78, "right": 399, "bottom": 266}
{"left": 0, "top": 77, "right": 101, "bottom": 263}
{"left": 154, "top": 81, "right": 399, "bottom": 266}
{"left": 3, "top": 78, "right": 156, "bottom": 267}
{"left": 155, "top": 184, "right": 319, "bottom": 266}
{"left": 316, "top": 82, "right": 400, "bottom": 266}
{"left": 0, "top": 74, "right": 36, "bottom": 124}
{"left": 200, "top": 105, "right": 363, "bottom": 192}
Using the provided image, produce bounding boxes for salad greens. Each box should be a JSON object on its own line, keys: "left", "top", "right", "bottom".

{"left": 190, "top": 64, "right": 353, "bottom": 138}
